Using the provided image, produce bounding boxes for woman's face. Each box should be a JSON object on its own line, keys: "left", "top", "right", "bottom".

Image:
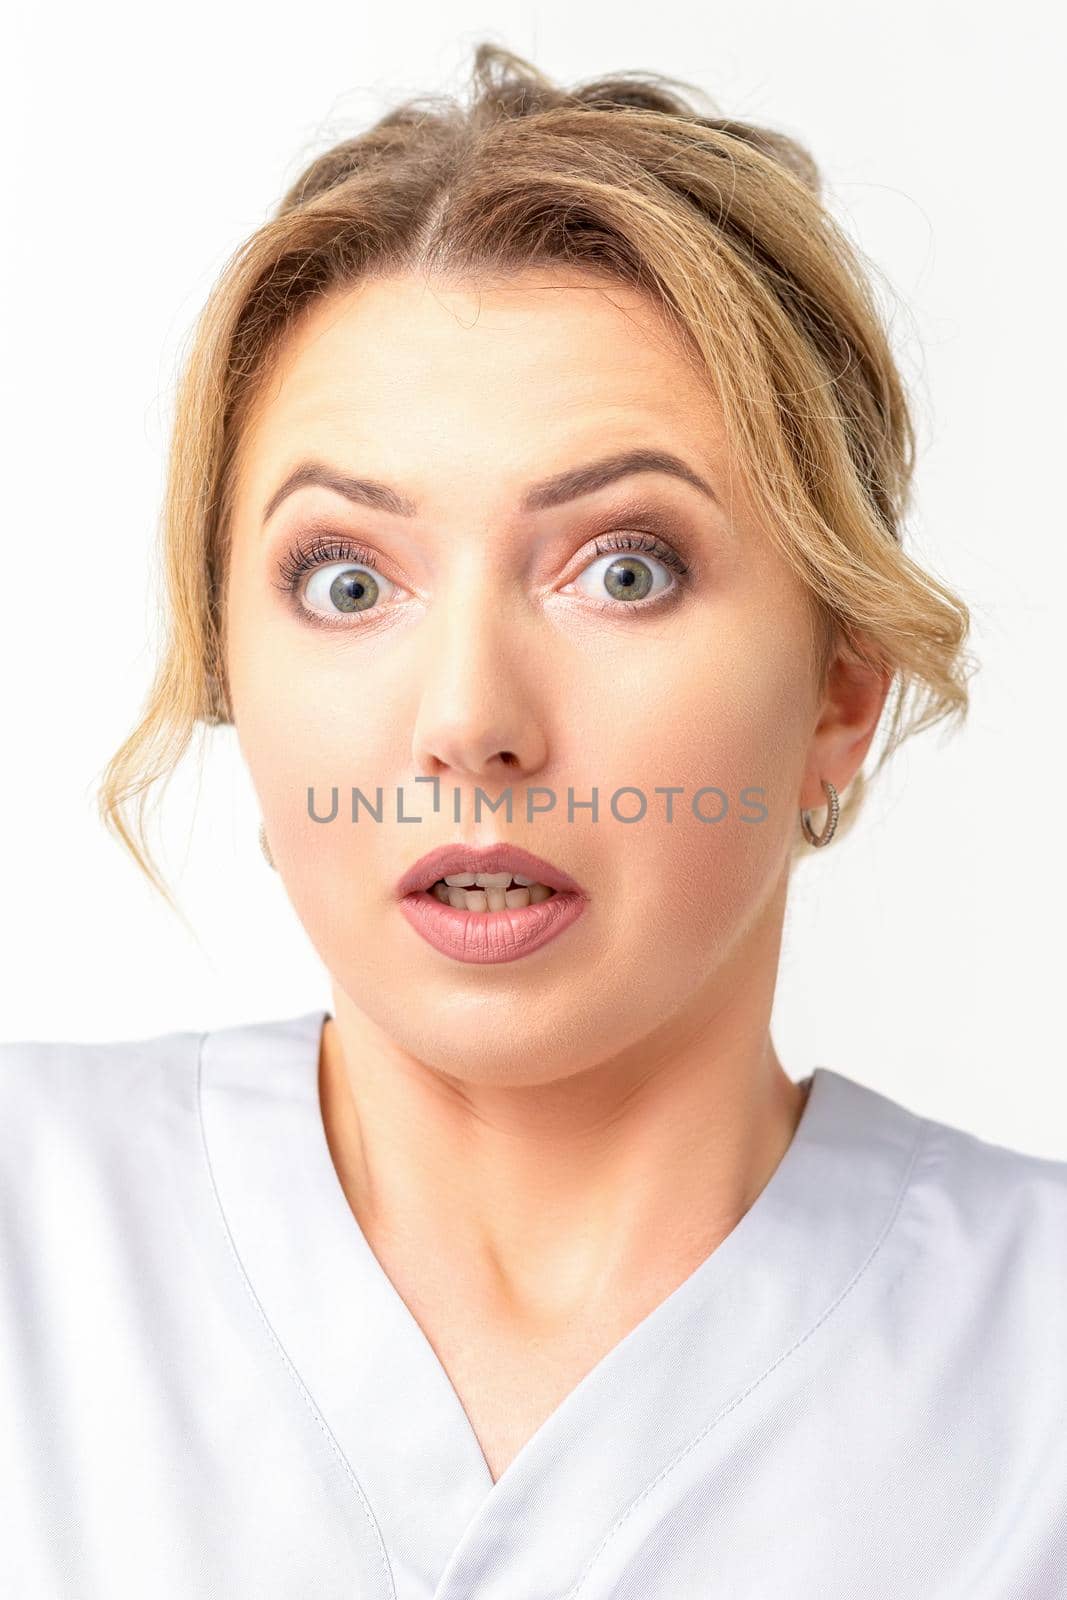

{"left": 225, "top": 270, "right": 861, "bottom": 1085}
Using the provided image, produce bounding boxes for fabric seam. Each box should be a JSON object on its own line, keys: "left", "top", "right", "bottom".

{"left": 565, "top": 1108, "right": 934, "bottom": 1598}
{"left": 194, "top": 1025, "right": 396, "bottom": 1600}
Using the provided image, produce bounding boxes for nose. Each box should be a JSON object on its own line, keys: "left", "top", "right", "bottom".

{"left": 410, "top": 582, "right": 549, "bottom": 786}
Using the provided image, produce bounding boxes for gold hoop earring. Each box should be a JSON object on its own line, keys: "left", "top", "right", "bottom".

{"left": 258, "top": 820, "right": 276, "bottom": 870}
{"left": 800, "top": 779, "right": 840, "bottom": 848}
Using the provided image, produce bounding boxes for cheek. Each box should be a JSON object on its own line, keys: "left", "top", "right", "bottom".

{"left": 232, "top": 668, "right": 409, "bottom": 911}
{"left": 226, "top": 563, "right": 404, "bottom": 807}
{"left": 583, "top": 605, "right": 815, "bottom": 963}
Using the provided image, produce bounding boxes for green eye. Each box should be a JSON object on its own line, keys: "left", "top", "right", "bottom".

{"left": 328, "top": 566, "right": 380, "bottom": 612}
{"left": 603, "top": 555, "right": 656, "bottom": 602}
{"left": 274, "top": 533, "right": 401, "bottom": 626}
{"left": 573, "top": 549, "right": 674, "bottom": 605}
{"left": 305, "top": 561, "right": 396, "bottom": 618}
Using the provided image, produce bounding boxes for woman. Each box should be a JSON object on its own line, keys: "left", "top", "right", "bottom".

{"left": 2, "top": 42, "right": 1064, "bottom": 1600}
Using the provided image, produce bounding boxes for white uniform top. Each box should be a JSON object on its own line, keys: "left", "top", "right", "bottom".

{"left": 1, "top": 1007, "right": 1065, "bottom": 1599}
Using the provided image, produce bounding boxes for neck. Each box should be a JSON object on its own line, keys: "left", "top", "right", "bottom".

{"left": 318, "top": 889, "right": 808, "bottom": 1334}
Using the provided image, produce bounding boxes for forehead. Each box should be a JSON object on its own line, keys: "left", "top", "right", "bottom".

{"left": 239, "top": 271, "right": 722, "bottom": 469}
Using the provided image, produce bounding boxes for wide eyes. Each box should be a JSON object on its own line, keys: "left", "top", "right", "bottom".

{"left": 570, "top": 550, "right": 675, "bottom": 606}
{"left": 303, "top": 561, "right": 399, "bottom": 616}
{"left": 280, "top": 535, "right": 688, "bottom": 626}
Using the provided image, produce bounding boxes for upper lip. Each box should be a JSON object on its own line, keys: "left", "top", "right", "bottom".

{"left": 396, "top": 843, "right": 586, "bottom": 899}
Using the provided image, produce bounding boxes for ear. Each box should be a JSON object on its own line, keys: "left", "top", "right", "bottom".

{"left": 801, "top": 637, "right": 892, "bottom": 812}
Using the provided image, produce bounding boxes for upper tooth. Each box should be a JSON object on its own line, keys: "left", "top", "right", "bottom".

{"left": 443, "top": 871, "right": 527, "bottom": 889}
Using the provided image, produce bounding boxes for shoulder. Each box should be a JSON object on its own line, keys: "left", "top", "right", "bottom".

{"left": 828, "top": 1066, "right": 1067, "bottom": 1218}
{"left": 822, "top": 1067, "right": 1067, "bottom": 1292}
{"left": 893, "top": 1089, "right": 1067, "bottom": 1316}
{"left": 0, "top": 1024, "right": 208, "bottom": 1175}
{"left": 914, "top": 1099, "right": 1067, "bottom": 1227}
{"left": 0, "top": 1023, "right": 206, "bottom": 1098}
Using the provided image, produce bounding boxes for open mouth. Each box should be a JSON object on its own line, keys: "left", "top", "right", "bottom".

{"left": 400, "top": 863, "right": 586, "bottom": 962}
{"left": 427, "top": 873, "right": 558, "bottom": 911}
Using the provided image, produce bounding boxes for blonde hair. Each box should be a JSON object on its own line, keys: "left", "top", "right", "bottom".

{"left": 98, "top": 42, "right": 974, "bottom": 907}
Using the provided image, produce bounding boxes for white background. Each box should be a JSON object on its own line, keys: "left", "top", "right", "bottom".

{"left": 2, "top": 1, "right": 1064, "bottom": 1156}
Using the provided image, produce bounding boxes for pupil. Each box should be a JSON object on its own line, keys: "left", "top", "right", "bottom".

{"left": 605, "top": 557, "right": 652, "bottom": 601}
{"left": 330, "top": 568, "right": 377, "bottom": 612}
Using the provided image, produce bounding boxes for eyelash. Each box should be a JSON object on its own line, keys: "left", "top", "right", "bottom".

{"left": 273, "top": 535, "right": 384, "bottom": 597}
{"left": 590, "top": 531, "right": 691, "bottom": 580}
{"left": 271, "top": 527, "right": 693, "bottom": 626}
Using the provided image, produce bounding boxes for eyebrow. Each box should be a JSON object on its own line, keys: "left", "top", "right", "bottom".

{"left": 261, "top": 447, "right": 718, "bottom": 527}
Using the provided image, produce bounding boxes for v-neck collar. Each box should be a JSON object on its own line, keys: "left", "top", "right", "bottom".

{"left": 198, "top": 1007, "right": 927, "bottom": 1600}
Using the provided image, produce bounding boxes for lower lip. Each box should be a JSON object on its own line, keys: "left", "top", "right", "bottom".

{"left": 399, "top": 887, "right": 588, "bottom": 964}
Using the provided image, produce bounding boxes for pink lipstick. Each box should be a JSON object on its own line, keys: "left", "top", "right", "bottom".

{"left": 396, "top": 842, "right": 588, "bottom": 964}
